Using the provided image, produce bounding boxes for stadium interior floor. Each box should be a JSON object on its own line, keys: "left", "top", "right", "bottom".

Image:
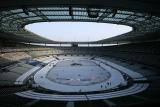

{"left": 0, "top": 56, "right": 160, "bottom": 107}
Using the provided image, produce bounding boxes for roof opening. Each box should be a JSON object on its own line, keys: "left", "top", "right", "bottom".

{"left": 25, "top": 22, "right": 132, "bottom": 42}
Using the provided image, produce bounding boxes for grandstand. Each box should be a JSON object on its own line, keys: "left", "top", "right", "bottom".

{"left": 0, "top": 0, "right": 160, "bottom": 107}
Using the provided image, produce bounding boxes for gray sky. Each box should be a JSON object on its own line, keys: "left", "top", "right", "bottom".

{"left": 25, "top": 22, "right": 132, "bottom": 42}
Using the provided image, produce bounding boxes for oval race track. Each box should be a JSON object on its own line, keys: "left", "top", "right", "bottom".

{"left": 15, "top": 56, "right": 149, "bottom": 101}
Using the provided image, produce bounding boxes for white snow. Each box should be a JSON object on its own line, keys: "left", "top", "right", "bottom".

{"left": 34, "top": 57, "right": 125, "bottom": 92}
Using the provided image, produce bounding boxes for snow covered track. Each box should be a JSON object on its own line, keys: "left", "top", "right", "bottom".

{"left": 16, "top": 83, "right": 149, "bottom": 101}
{"left": 15, "top": 56, "right": 149, "bottom": 101}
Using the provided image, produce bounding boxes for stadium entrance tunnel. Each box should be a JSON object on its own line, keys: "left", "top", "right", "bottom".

{"left": 25, "top": 22, "right": 133, "bottom": 42}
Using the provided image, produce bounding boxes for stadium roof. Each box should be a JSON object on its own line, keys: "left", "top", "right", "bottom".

{"left": 0, "top": 0, "right": 160, "bottom": 44}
